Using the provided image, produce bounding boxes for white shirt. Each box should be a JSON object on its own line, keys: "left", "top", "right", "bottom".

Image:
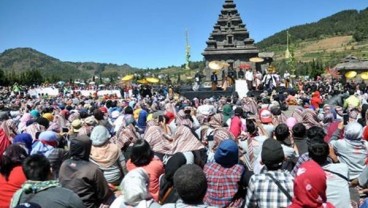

{"left": 245, "top": 71, "right": 254, "bottom": 81}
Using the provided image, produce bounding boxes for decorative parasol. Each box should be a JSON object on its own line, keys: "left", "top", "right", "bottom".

{"left": 361, "top": 72, "right": 368, "bottom": 80}
{"left": 137, "top": 79, "right": 148, "bottom": 84}
{"left": 89, "top": 81, "right": 95, "bottom": 85}
{"left": 146, "top": 77, "right": 159, "bottom": 83}
{"left": 345, "top": 71, "right": 357, "bottom": 79}
{"left": 208, "top": 61, "right": 224, "bottom": 70}
{"left": 121, "top": 74, "right": 134, "bottom": 81}
{"left": 249, "top": 57, "right": 264, "bottom": 63}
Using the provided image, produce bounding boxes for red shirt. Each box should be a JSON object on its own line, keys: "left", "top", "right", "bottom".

{"left": 0, "top": 166, "right": 27, "bottom": 208}
{"left": 229, "top": 116, "right": 242, "bottom": 138}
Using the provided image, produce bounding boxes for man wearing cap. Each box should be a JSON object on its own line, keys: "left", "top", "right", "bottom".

{"left": 259, "top": 109, "right": 275, "bottom": 138}
{"left": 245, "top": 138, "right": 293, "bottom": 208}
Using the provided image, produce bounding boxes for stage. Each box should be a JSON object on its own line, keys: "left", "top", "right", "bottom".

{"left": 178, "top": 86, "right": 235, "bottom": 100}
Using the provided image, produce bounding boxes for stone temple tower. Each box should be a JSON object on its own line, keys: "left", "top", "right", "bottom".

{"left": 202, "top": 0, "right": 259, "bottom": 76}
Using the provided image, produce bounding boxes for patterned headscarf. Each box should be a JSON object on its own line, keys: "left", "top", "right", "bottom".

{"left": 302, "top": 109, "right": 322, "bottom": 129}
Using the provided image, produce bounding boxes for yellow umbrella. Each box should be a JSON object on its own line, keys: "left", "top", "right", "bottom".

{"left": 146, "top": 77, "right": 160, "bottom": 83}
{"left": 249, "top": 57, "right": 264, "bottom": 63}
{"left": 345, "top": 71, "right": 357, "bottom": 79}
{"left": 137, "top": 79, "right": 148, "bottom": 84}
{"left": 208, "top": 61, "right": 224, "bottom": 70}
{"left": 121, "top": 74, "right": 134, "bottom": 81}
{"left": 361, "top": 72, "right": 368, "bottom": 80}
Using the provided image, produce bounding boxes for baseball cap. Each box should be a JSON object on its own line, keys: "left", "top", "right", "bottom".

{"left": 260, "top": 109, "right": 272, "bottom": 123}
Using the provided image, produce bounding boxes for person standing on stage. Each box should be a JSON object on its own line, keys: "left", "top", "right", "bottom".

{"left": 245, "top": 68, "right": 254, "bottom": 91}
{"left": 238, "top": 69, "right": 245, "bottom": 79}
{"left": 211, "top": 72, "right": 218, "bottom": 91}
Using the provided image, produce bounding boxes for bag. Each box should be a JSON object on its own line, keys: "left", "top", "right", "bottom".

{"left": 266, "top": 173, "right": 292, "bottom": 201}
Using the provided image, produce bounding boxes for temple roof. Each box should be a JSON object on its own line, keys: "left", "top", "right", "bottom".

{"left": 202, "top": 0, "right": 258, "bottom": 58}
{"left": 335, "top": 55, "right": 368, "bottom": 71}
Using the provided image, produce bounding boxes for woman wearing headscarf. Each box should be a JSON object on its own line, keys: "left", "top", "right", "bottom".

{"left": 30, "top": 131, "right": 68, "bottom": 179}
{"left": 0, "top": 145, "right": 28, "bottom": 208}
{"left": 159, "top": 152, "right": 188, "bottom": 204}
{"left": 302, "top": 109, "right": 322, "bottom": 129}
{"left": 143, "top": 114, "right": 173, "bottom": 159}
{"left": 111, "top": 168, "right": 160, "bottom": 208}
{"left": 289, "top": 160, "right": 335, "bottom": 208}
{"left": 330, "top": 121, "right": 367, "bottom": 180}
{"left": 291, "top": 106, "right": 304, "bottom": 123}
{"left": 200, "top": 113, "right": 234, "bottom": 163}
{"left": 222, "top": 102, "right": 233, "bottom": 125}
{"left": 59, "top": 135, "right": 114, "bottom": 208}
{"left": 0, "top": 119, "right": 17, "bottom": 142}
{"left": 24, "top": 119, "right": 46, "bottom": 141}
{"left": 13, "top": 133, "right": 33, "bottom": 154}
{"left": 126, "top": 139, "right": 164, "bottom": 202}
{"left": 90, "top": 125, "right": 126, "bottom": 186}
{"left": 17, "top": 113, "right": 32, "bottom": 133}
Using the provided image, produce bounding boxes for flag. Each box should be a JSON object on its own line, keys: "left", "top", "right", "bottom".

{"left": 285, "top": 31, "right": 291, "bottom": 59}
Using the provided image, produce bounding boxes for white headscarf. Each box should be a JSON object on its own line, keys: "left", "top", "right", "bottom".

{"left": 121, "top": 168, "right": 151, "bottom": 207}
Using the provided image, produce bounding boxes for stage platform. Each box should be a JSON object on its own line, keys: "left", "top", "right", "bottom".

{"left": 178, "top": 86, "right": 235, "bottom": 100}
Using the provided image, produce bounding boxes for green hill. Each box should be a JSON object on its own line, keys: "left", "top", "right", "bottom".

{"left": 0, "top": 48, "right": 138, "bottom": 82}
{"left": 257, "top": 8, "right": 368, "bottom": 50}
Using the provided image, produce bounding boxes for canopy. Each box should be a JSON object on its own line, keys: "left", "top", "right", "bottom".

{"left": 122, "top": 74, "right": 134, "bottom": 81}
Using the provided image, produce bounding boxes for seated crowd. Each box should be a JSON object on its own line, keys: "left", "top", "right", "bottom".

{"left": 1, "top": 82, "right": 368, "bottom": 208}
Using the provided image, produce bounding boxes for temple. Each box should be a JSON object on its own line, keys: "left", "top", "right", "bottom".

{"left": 202, "top": 0, "right": 259, "bottom": 76}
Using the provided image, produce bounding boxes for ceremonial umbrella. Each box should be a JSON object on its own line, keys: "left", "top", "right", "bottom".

{"left": 249, "top": 57, "right": 264, "bottom": 63}
{"left": 345, "top": 71, "right": 357, "bottom": 79}
{"left": 361, "top": 72, "right": 368, "bottom": 80}
{"left": 121, "top": 74, "right": 134, "bottom": 81}
{"left": 146, "top": 77, "right": 160, "bottom": 83}
{"left": 208, "top": 61, "right": 224, "bottom": 70}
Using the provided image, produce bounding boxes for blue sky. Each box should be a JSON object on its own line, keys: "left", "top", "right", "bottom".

{"left": 0, "top": 0, "right": 367, "bottom": 68}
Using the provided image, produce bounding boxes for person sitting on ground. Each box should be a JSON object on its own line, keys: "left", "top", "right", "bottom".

{"left": 110, "top": 168, "right": 160, "bottom": 208}
{"left": 126, "top": 139, "right": 164, "bottom": 202}
{"left": 159, "top": 152, "right": 190, "bottom": 204}
{"left": 0, "top": 145, "right": 28, "bottom": 208}
{"left": 308, "top": 141, "right": 350, "bottom": 208}
{"left": 30, "top": 131, "right": 68, "bottom": 179}
{"left": 11, "top": 154, "right": 84, "bottom": 208}
{"left": 245, "top": 138, "right": 294, "bottom": 208}
{"left": 204, "top": 139, "right": 250, "bottom": 207}
{"left": 274, "top": 123, "right": 296, "bottom": 159}
{"left": 292, "top": 123, "right": 308, "bottom": 156}
{"left": 289, "top": 160, "right": 335, "bottom": 208}
{"left": 89, "top": 125, "right": 126, "bottom": 185}
{"left": 329, "top": 121, "right": 366, "bottom": 180}
{"left": 59, "top": 135, "right": 114, "bottom": 208}
{"left": 162, "top": 164, "right": 216, "bottom": 208}
{"left": 291, "top": 126, "right": 327, "bottom": 177}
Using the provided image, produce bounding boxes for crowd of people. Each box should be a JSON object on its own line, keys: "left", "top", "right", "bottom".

{"left": 1, "top": 76, "right": 368, "bottom": 208}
